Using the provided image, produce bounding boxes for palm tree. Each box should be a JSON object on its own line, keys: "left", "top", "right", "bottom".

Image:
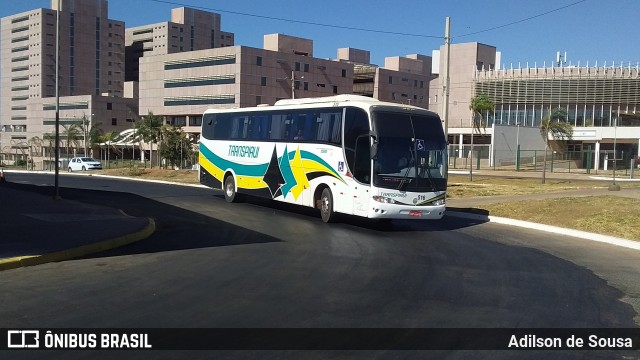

{"left": 79, "top": 114, "right": 103, "bottom": 157}
{"left": 28, "top": 136, "right": 43, "bottom": 170}
{"left": 135, "top": 111, "right": 164, "bottom": 168}
{"left": 61, "top": 124, "right": 82, "bottom": 159}
{"left": 99, "top": 131, "right": 122, "bottom": 168}
{"left": 468, "top": 93, "right": 495, "bottom": 181}
{"left": 540, "top": 107, "right": 573, "bottom": 184}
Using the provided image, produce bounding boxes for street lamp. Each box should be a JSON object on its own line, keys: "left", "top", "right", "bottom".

{"left": 53, "top": 0, "right": 61, "bottom": 199}
{"left": 609, "top": 115, "right": 620, "bottom": 191}
{"left": 515, "top": 121, "right": 521, "bottom": 171}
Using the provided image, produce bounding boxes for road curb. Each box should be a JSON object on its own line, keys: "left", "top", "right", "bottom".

{"left": 0, "top": 217, "right": 156, "bottom": 271}
{"left": 446, "top": 210, "right": 640, "bottom": 251}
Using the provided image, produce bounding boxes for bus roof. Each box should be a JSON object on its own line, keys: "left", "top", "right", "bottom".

{"left": 203, "top": 94, "right": 435, "bottom": 115}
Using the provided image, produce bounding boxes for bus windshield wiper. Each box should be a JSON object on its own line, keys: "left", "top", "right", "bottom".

{"left": 397, "top": 148, "right": 416, "bottom": 190}
{"left": 419, "top": 157, "right": 438, "bottom": 193}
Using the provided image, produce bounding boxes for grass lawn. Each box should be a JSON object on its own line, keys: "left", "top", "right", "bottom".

{"left": 447, "top": 174, "right": 639, "bottom": 198}
{"left": 481, "top": 196, "right": 640, "bottom": 241}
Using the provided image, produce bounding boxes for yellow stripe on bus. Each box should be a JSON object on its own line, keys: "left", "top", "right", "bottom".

{"left": 199, "top": 153, "right": 224, "bottom": 181}
{"left": 300, "top": 159, "right": 338, "bottom": 178}
{"left": 237, "top": 176, "right": 268, "bottom": 190}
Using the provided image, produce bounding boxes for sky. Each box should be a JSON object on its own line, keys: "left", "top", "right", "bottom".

{"left": 2, "top": 0, "right": 640, "bottom": 69}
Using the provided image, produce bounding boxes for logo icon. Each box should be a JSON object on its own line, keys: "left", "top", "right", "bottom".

{"left": 416, "top": 139, "right": 425, "bottom": 151}
{"left": 7, "top": 330, "right": 40, "bottom": 348}
{"left": 338, "top": 161, "right": 344, "bottom": 172}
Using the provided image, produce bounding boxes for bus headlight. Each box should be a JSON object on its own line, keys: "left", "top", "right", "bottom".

{"left": 372, "top": 196, "right": 399, "bottom": 204}
{"left": 427, "top": 199, "right": 446, "bottom": 206}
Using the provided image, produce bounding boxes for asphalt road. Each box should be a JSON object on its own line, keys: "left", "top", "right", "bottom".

{"left": 2, "top": 172, "right": 639, "bottom": 359}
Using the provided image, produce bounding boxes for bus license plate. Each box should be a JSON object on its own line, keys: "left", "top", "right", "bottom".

{"left": 409, "top": 210, "right": 422, "bottom": 217}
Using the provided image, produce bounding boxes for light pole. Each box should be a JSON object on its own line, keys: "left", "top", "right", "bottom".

{"left": 609, "top": 115, "right": 620, "bottom": 191}
{"left": 291, "top": 70, "right": 295, "bottom": 99}
{"left": 516, "top": 121, "right": 521, "bottom": 171}
{"left": 53, "top": 0, "right": 61, "bottom": 199}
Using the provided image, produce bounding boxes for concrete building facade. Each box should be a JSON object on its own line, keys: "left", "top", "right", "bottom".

{"left": 429, "top": 42, "right": 640, "bottom": 170}
{"left": 0, "top": 0, "right": 135, "bottom": 166}
{"left": 125, "top": 7, "right": 234, "bottom": 81}
{"left": 138, "top": 34, "right": 355, "bottom": 136}
{"left": 474, "top": 64, "right": 640, "bottom": 169}
{"left": 342, "top": 48, "right": 432, "bottom": 109}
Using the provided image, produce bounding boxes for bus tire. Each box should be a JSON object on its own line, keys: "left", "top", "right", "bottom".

{"left": 224, "top": 174, "right": 239, "bottom": 203}
{"left": 320, "top": 187, "right": 335, "bottom": 223}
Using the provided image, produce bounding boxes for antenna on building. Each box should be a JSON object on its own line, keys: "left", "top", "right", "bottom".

{"left": 556, "top": 51, "right": 567, "bottom": 67}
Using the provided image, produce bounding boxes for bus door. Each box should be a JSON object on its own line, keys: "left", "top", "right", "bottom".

{"left": 350, "top": 135, "right": 372, "bottom": 217}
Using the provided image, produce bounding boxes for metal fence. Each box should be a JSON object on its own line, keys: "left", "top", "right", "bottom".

{"left": 449, "top": 146, "right": 639, "bottom": 177}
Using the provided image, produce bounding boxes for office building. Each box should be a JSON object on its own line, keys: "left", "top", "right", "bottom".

{"left": 0, "top": 0, "right": 135, "bottom": 167}
{"left": 137, "top": 33, "right": 355, "bottom": 136}
{"left": 125, "top": 7, "right": 234, "bottom": 81}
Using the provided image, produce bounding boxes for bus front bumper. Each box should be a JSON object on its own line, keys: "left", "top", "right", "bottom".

{"left": 368, "top": 203, "right": 446, "bottom": 220}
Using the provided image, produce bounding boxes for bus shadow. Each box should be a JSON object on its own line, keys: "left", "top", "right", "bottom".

{"left": 220, "top": 194, "right": 489, "bottom": 233}
{"left": 5, "top": 183, "right": 283, "bottom": 259}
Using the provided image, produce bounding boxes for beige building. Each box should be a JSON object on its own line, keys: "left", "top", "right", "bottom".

{"left": 138, "top": 34, "right": 355, "bottom": 136}
{"left": 429, "top": 42, "right": 498, "bottom": 138}
{"left": 0, "top": 0, "right": 137, "bottom": 167}
{"left": 342, "top": 48, "right": 432, "bottom": 108}
{"left": 125, "top": 7, "right": 234, "bottom": 81}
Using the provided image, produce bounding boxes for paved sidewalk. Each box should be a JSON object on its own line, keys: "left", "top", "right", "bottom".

{"left": 0, "top": 181, "right": 155, "bottom": 271}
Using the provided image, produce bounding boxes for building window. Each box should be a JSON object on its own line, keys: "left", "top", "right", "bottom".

{"left": 111, "top": 118, "right": 117, "bottom": 125}
{"left": 256, "top": 56, "right": 262, "bottom": 66}
{"left": 295, "top": 62, "right": 300, "bottom": 71}
{"left": 342, "top": 69, "right": 347, "bottom": 78}
{"left": 107, "top": 102, "right": 112, "bottom": 110}
{"left": 389, "top": 76, "right": 393, "bottom": 84}
{"left": 304, "top": 63, "right": 309, "bottom": 72}
{"left": 261, "top": 76, "right": 267, "bottom": 86}
{"left": 333, "top": 85, "right": 338, "bottom": 94}
{"left": 304, "top": 82, "right": 309, "bottom": 91}
{"left": 256, "top": 96, "right": 262, "bottom": 105}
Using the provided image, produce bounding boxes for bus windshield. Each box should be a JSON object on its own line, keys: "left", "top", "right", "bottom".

{"left": 372, "top": 110, "right": 447, "bottom": 192}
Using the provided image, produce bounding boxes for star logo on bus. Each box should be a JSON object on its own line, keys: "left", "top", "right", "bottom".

{"left": 263, "top": 147, "right": 286, "bottom": 198}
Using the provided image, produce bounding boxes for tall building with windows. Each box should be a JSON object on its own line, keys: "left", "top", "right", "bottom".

{"left": 340, "top": 48, "right": 432, "bottom": 109}
{"left": 428, "top": 41, "right": 640, "bottom": 169}
{"left": 138, "top": 34, "right": 354, "bottom": 136}
{"left": 474, "top": 63, "right": 640, "bottom": 169}
{"left": 125, "top": 7, "right": 234, "bottom": 82}
{"left": 0, "top": 0, "right": 136, "bottom": 166}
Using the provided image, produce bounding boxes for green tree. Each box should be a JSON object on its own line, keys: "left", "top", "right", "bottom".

{"left": 540, "top": 107, "right": 573, "bottom": 184}
{"left": 159, "top": 125, "right": 194, "bottom": 168}
{"left": 468, "top": 92, "right": 495, "bottom": 181}
{"left": 99, "top": 131, "right": 122, "bottom": 167}
{"left": 135, "top": 111, "right": 164, "bottom": 168}
{"left": 61, "top": 123, "right": 81, "bottom": 158}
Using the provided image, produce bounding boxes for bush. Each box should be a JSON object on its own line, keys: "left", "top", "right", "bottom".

{"left": 127, "top": 163, "right": 145, "bottom": 176}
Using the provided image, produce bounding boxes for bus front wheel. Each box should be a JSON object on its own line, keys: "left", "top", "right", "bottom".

{"left": 320, "top": 187, "right": 335, "bottom": 223}
{"left": 224, "top": 175, "right": 239, "bottom": 203}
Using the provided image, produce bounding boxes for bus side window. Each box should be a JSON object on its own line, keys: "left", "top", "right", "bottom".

{"left": 316, "top": 111, "right": 342, "bottom": 144}
{"left": 212, "top": 114, "right": 232, "bottom": 140}
{"left": 270, "top": 113, "right": 287, "bottom": 140}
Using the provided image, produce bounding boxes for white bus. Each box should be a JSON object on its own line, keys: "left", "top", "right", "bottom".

{"left": 199, "top": 94, "right": 447, "bottom": 223}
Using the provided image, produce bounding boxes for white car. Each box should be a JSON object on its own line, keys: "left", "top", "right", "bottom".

{"left": 68, "top": 157, "right": 102, "bottom": 172}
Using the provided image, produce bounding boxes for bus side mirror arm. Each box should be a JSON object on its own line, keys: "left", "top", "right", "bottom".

{"left": 369, "top": 131, "right": 378, "bottom": 159}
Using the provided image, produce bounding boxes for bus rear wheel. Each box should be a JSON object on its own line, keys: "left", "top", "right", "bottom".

{"left": 320, "top": 187, "right": 335, "bottom": 223}
{"left": 224, "top": 175, "right": 239, "bottom": 203}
